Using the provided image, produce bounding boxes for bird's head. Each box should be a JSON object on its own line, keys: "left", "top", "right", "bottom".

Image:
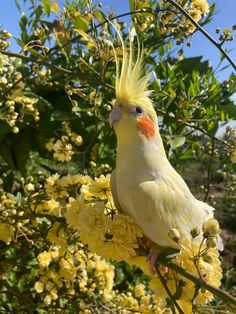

{"left": 109, "top": 35, "right": 158, "bottom": 143}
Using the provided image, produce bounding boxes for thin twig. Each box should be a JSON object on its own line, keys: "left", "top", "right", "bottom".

{"left": 0, "top": 50, "right": 72, "bottom": 74}
{"left": 165, "top": 0, "right": 236, "bottom": 71}
{"left": 48, "top": 9, "right": 157, "bottom": 55}
{"left": 184, "top": 122, "right": 232, "bottom": 149}
{"left": 204, "top": 139, "right": 215, "bottom": 202}
{"left": 155, "top": 264, "right": 185, "bottom": 314}
{"left": 155, "top": 108, "right": 233, "bottom": 149}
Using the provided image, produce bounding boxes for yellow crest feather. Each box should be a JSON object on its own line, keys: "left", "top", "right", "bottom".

{"left": 112, "top": 25, "right": 153, "bottom": 109}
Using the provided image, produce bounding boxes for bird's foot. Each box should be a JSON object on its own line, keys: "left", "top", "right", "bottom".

{"left": 146, "top": 246, "right": 168, "bottom": 275}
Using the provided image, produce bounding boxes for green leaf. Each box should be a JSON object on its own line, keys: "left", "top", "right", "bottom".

{"left": 168, "top": 135, "right": 186, "bottom": 149}
{"left": 93, "top": 7, "right": 106, "bottom": 24}
{"left": 178, "top": 149, "right": 195, "bottom": 160}
{"left": 221, "top": 102, "right": 236, "bottom": 118}
{"left": 129, "top": 0, "right": 135, "bottom": 11}
{"left": 177, "top": 57, "right": 210, "bottom": 75}
{"left": 26, "top": 48, "right": 44, "bottom": 60}
{"left": 157, "top": 248, "right": 180, "bottom": 263}
{"left": 14, "top": 0, "right": 21, "bottom": 12}
{"left": 51, "top": 110, "right": 77, "bottom": 121}
{"left": 42, "top": 0, "right": 51, "bottom": 17}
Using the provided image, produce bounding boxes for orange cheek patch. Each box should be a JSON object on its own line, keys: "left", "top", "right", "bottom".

{"left": 137, "top": 117, "right": 155, "bottom": 138}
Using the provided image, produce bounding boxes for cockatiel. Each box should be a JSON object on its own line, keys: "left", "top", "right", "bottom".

{"left": 109, "top": 35, "right": 222, "bottom": 256}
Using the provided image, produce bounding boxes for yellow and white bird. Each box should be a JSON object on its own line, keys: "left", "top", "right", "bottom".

{"left": 109, "top": 35, "right": 221, "bottom": 260}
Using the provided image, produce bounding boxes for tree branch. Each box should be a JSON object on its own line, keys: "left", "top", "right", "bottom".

{"left": 165, "top": 0, "right": 236, "bottom": 72}
{"left": 156, "top": 256, "right": 236, "bottom": 311}
{"left": 155, "top": 264, "right": 185, "bottom": 314}
{"left": 184, "top": 121, "right": 232, "bottom": 149}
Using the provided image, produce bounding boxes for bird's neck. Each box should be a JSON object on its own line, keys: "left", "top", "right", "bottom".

{"left": 116, "top": 131, "right": 170, "bottom": 175}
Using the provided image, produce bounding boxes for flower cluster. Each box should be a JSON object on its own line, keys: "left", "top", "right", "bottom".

{"left": 35, "top": 243, "right": 116, "bottom": 307}
{"left": 0, "top": 28, "right": 12, "bottom": 49}
{"left": 45, "top": 122, "right": 83, "bottom": 162}
{"left": 35, "top": 68, "right": 53, "bottom": 87}
{"left": 55, "top": 171, "right": 221, "bottom": 313}
{"left": 160, "top": 0, "right": 210, "bottom": 35}
{"left": 0, "top": 55, "right": 41, "bottom": 132}
{"left": 46, "top": 136, "right": 74, "bottom": 162}
{"left": 0, "top": 168, "right": 223, "bottom": 313}
{"left": 150, "top": 237, "right": 222, "bottom": 313}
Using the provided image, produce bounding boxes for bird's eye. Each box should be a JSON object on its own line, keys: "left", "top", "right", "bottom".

{"left": 135, "top": 106, "right": 143, "bottom": 114}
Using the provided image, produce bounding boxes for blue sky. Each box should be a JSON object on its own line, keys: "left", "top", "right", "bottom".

{"left": 0, "top": 0, "right": 236, "bottom": 81}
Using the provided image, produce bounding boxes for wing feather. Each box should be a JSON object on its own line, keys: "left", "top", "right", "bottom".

{"left": 129, "top": 174, "right": 214, "bottom": 248}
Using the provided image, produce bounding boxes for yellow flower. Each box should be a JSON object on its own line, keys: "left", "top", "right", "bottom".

{"left": 34, "top": 281, "right": 44, "bottom": 293}
{"left": 128, "top": 256, "right": 151, "bottom": 276}
{"left": 0, "top": 223, "right": 15, "bottom": 244}
{"left": 150, "top": 275, "right": 176, "bottom": 300}
{"left": 59, "top": 174, "right": 91, "bottom": 187}
{"left": 49, "top": 245, "right": 60, "bottom": 260}
{"left": 110, "top": 214, "right": 143, "bottom": 245}
{"left": 53, "top": 138, "right": 74, "bottom": 162}
{"left": 175, "top": 301, "right": 192, "bottom": 314}
{"left": 50, "top": 287, "right": 58, "bottom": 300}
{"left": 195, "top": 248, "right": 222, "bottom": 304}
{"left": 99, "top": 241, "right": 137, "bottom": 261}
{"left": 45, "top": 138, "right": 55, "bottom": 152}
{"left": 65, "top": 195, "right": 84, "bottom": 229}
{"left": 44, "top": 294, "right": 52, "bottom": 306}
{"left": 45, "top": 174, "right": 68, "bottom": 198}
{"left": 82, "top": 174, "right": 111, "bottom": 200}
{"left": 25, "top": 183, "right": 35, "bottom": 192}
{"left": 38, "top": 251, "right": 52, "bottom": 268}
{"left": 134, "top": 283, "right": 146, "bottom": 298}
{"left": 59, "top": 257, "right": 77, "bottom": 281}
{"left": 192, "top": 0, "right": 209, "bottom": 14}
{"left": 78, "top": 202, "right": 109, "bottom": 246}
{"left": 47, "top": 269, "right": 62, "bottom": 287}
{"left": 47, "top": 222, "right": 68, "bottom": 253}
{"left": 96, "top": 213, "right": 144, "bottom": 261}
{"left": 36, "top": 199, "right": 61, "bottom": 216}
{"left": 71, "top": 133, "right": 83, "bottom": 146}
{"left": 92, "top": 257, "right": 115, "bottom": 299}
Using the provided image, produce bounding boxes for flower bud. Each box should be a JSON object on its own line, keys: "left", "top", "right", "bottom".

{"left": 168, "top": 228, "right": 180, "bottom": 242}
{"left": 202, "top": 253, "right": 213, "bottom": 263}
{"left": 206, "top": 236, "right": 217, "bottom": 248}
{"left": 0, "top": 77, "right": 7, "bottom": 85}
{"left": 13, "top": 127, "right": 19, "bottom": 134}
{"left": 203, "top": 219, "right": 221, "bottom": 237}
{"left": 190, "top": 227, "right": 200, "bottom": 239}
{"left": 89, "top": 161, "right": 96, "bottom": 168}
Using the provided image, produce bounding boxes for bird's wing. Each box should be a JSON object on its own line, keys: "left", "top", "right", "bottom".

{"left": 131, "top": 177, "right": 214, "bottom": 247}
{"left": 110, "top": 169, "right": 123, "bottom": 212}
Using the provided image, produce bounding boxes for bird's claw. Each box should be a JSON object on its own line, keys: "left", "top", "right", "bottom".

{"left": 146, "top": 246, "right": 168, "bottom": 275}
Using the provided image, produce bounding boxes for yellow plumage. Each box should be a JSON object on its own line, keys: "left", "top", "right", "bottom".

{"left": 109, "top": 33, "right": 219, "bottom": 250}
{"left": 113, "top": 29, "right": 152, "bottom": 109}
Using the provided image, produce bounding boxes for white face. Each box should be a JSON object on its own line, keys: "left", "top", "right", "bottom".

{"left": 109, "top": 103, "right": 145, "bottom": 127}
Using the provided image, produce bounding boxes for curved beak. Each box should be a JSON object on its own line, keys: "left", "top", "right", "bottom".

{"left": 109, "top": 105, "right": 122, "bottom": 127}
